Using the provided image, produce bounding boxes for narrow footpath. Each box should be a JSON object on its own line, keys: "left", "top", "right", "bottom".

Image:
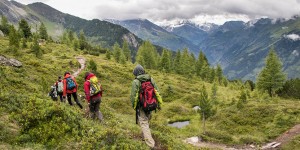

{"left": 73, "top": 57, "right": 86, "bottom": 78}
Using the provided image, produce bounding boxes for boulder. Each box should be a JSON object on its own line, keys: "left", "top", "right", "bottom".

{"left": 0, "top": 30, "right": 4, "bottom": 37}
{"left": 0, "top": 55, "right": 22, "bottom": 67}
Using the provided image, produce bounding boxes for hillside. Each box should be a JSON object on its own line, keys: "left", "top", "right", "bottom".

{"left": 0, "top": 0, "right": 142, "bottom": 50}
{"left": 1, "top": 36, "right": 300, "bottom": 149}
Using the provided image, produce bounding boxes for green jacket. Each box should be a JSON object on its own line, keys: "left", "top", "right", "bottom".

{"left": 130, "top": 74, "right": 163, "bottom": 109}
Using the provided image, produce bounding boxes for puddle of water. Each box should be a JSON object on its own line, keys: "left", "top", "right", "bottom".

{"left": 168, "top": 121, "right": 190, "bottom": 128}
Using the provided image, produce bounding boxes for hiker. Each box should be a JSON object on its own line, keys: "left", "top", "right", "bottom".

{"left": 130, "top": 64, "right": 163, "bottom": 148}
{"left": 83, "top": 72, "right": 103, "bottom": 121}
{"left": 48, "top": 84, "right": 58, "bottom": 101}
{"left": 63, "top": 72, "right": 83, "bottom": 109}
{"left": 55, "top": 76, "right": 64, "bottom": 102}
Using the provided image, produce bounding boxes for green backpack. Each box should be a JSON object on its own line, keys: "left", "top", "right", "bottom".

{"left": 89, "top": 76, "right": 101, "bottom": 96}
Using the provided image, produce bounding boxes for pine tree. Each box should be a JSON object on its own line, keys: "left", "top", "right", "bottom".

{"left": 39, "top": 22, "right": 48, "bottom": 40}
{"left": 211, "top": 82, "right": 218, "bottom": 104}
{"left": 106, "top": 49, "right": 111, "bottom": 60}
{"left": 216, "top": 64, "right": 223, "bottom": 84}
{"left": 9, "top": 25, "right": 20, "bottom": 51}
{"left": 181, "top": 48, "right": 192, "bottom": 76}
{"left": 160, "top": 49, "right": 171, "bottom": 72}
{"left": 122, "top": 40, "right": 131, "bottom": 62}
{"left": 135, "top": 41, "right": 158, "bottom": 69}
{"left": 257, "top": 49, "right": 286, "bottom": 97}
{"left": 18, "top": 19, "right": 32, "bottom": 39}
{"left": 209, "top": 68, "right": 216, "bottom": 83}
{"left": 113, "top": 42, "right": 121, "bottom": 63}
{"left": 120, "top": 50, "right": 126, "bottom": 64}
{"left": 199, "top": 85, "right": 214, "bottom": 134}
{"left": 88, "top": 59, "right": 97, "bottom": 72}
{"left": 32, "top": 35, "right": 42, "bottom": 58}
{"left": 174, "top": 50, "right": 182, "bottom": 74}
{"left": 79, "top": 30, "right": 87, "bottom": 50}
{"left": 0, "top": 15, "right": 10, "bottom": 36}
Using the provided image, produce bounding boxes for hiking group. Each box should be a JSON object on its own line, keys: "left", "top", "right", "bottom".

{"left": 48, "top": 64, "right": 163, "bottom": 148}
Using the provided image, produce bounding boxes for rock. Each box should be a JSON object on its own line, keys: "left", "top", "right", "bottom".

{"left": 186, "top": 137, "right": 199, "bottom": 143}
{"left": 0, "top": 30, "right": 4, "bottom": 37}
{"left": 0, "top": 55, "right": 22, "bottom": 67}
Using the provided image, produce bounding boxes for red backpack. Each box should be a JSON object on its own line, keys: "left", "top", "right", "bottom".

{"left": 139, "top": 80, "right": 158, "bottom": 112}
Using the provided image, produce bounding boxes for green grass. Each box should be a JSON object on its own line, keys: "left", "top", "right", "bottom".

{"left": 0, "top": 36, "right": 300, "bottom": 149}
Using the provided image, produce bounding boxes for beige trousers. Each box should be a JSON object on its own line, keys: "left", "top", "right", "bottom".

{"left": 138, "top": 109, "right": 155, "bottom": 148}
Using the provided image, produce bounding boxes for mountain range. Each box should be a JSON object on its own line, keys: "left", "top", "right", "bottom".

{"left": 108, "top": 18, "right": 300, "bottom": 81}
{"left": 0, "top": 0, "right": 299, "bottom": 81}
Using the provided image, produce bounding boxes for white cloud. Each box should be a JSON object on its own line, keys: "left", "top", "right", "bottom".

{"left": 284, "top": 34, "right": 300, "bottom": 41}
{"left": 13, "top": 0, "right": 300, "bottom": 25}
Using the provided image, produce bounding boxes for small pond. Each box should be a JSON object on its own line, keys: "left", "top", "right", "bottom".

{"left": 168, "top": 121, "right": 190, "bottom": 128}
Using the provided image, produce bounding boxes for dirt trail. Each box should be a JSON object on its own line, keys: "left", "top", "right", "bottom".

{"left": 73, "top": 57, "right": 86, "bottom": 78}
{"left": 185, "top": 124, "right": 300, "bottom": 150}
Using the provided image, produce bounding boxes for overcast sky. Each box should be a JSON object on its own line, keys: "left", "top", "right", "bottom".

{"left": 12, "top": 0, "right": 300, "bottom": 25}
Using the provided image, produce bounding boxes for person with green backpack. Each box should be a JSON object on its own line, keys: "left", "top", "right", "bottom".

{"left": 83, "top": 72, "right": 103, "bottom": 121}
{"left": 130, "top": 64, "right": 163, "bottom": 148}
{"left": 63, "top": 72, "right": 83, "bottom": 109}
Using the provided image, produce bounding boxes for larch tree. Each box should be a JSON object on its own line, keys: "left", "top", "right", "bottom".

{"left": 39, "top": 22, "right": 48, "bottom": 40}
{"left": 256, "top": 48, "right": 286, "bottom": 97}
{"left": 18, "top": 19, "right": 32, "bottom": 39}
{"left": 122, "top": 40, "right": 131, "bottom": 62}
{"left": 160, "top": 49, "right": 171, "bottom": 72}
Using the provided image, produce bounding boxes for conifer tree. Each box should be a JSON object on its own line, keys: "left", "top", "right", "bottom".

{"left": 122, "top": 40, "right": 131, "bottom": 62}
{"left": 79, "top": 30, "right": 87, "bottom": 50}
{"left": 136, "top": 41, "right": 157, "bottom": 69}
{"left": 160, "top": 49, "right": 171, "bottom": 72}
{"left": 209, "top": 68, "right": 216, "bottom": 83}
{"left": 113, "top": 42, "right": 121, "bottom": 63}
{"left": 32, "top": 35, "right": 42, "bottom": 58}
{"left": 199, "top": 85, "right": 214, "bottom": 134}
{"left": 174, "top": 50, "right": 182, "bottom": 74}
{"left": 181, "top": 48, "right": 192, "bottom": 75}
{"left": 211, "top": 82, "right": 218, "bottom": 104}
{"left": 106, "top": 49, "right": 111, "bottom": 60}
{"left": 216, "top": 64, "right": 223, "bottom": 84}
{"left": 39, "top": 22, "right": 48, "bottom": 40}
{"left": 0, "top": 15, "right": 10, "bottom": 36}
{"left": 18, "top": 19, "right": 31, "bottom": 39}
{"left": 257, "top": 49, "right": 286, "bottom": 97}
{"left": 9, "top": 25, "right": 20, "bottom": 51}
{"left": 88, "top": 59, "right": 97, "bottom": 72}
{"left": 120, "top": 50, "right": 126, "bottom": 64}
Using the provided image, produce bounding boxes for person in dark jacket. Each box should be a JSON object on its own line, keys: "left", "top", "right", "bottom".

{"left": 84, "top": 72, "right": 103, "bottom": 121}
{"left": 63, "top": 72, "right": 83, "bottom": 109}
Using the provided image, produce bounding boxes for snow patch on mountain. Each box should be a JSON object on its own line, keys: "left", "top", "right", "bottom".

{"left": 284, "top": 34, "right": 300, "bottom": 41}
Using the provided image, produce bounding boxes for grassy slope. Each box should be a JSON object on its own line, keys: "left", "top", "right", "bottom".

{"left": 1, "top": 37, "right": 300, "bottom": 149}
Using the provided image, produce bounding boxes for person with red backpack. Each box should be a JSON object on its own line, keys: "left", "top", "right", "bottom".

{"left": 130, "top": 64, "right": 163, "bottom": 148}
{"left": 83, "top": 72, "right": 103, "bottom": 121}
{"left": 63, "top": 72, "right": 83, "bottom": 109}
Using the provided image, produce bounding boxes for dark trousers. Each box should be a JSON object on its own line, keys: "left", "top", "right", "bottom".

{"left": 89, "top": 98, "right": 103, "bottom": 121}
{"left": 67, "top": 92, "right": 83, "bottom": 109}
{"left": 58, "top": 92, "right": 63, "bottom": 102}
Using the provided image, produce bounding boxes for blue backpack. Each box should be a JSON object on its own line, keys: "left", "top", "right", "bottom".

{"left": 66, "top": 77, "right": 76, "bottom": 90}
